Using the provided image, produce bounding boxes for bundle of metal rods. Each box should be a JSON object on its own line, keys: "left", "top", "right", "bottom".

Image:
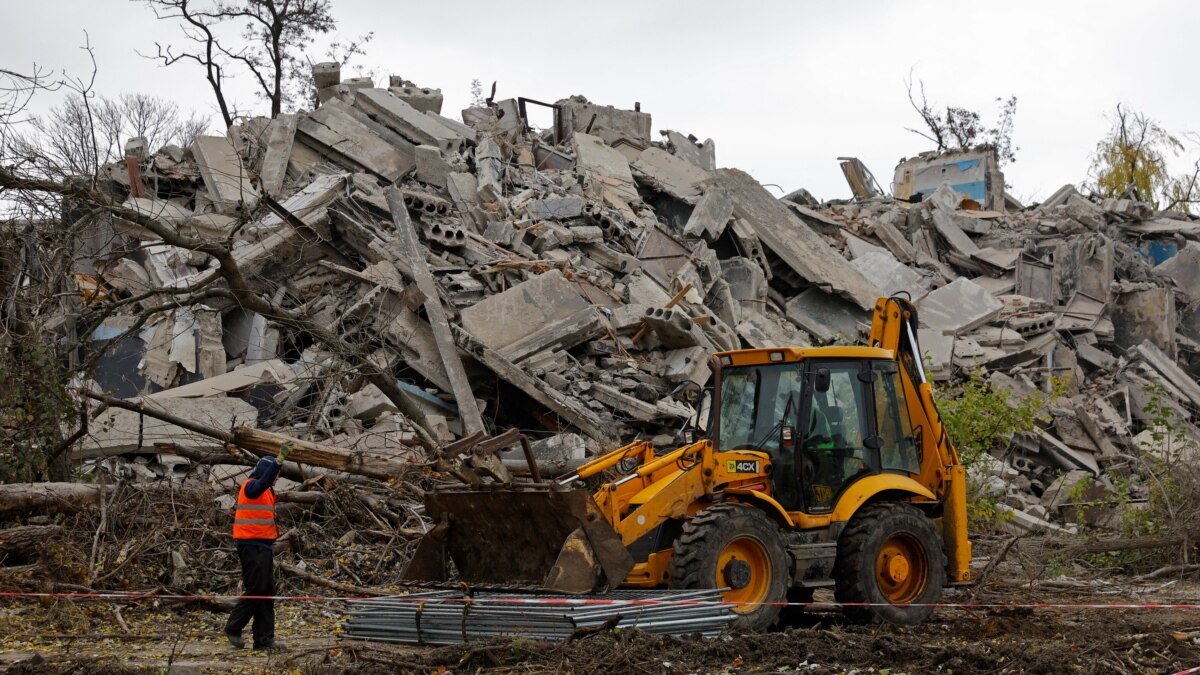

{"left": 342, "top": 589, "right": 738, "bottom": 645}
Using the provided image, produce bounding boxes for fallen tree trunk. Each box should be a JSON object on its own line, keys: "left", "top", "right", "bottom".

{"left": 0, "top": 525, "right": 63, "bottom": 559}
{"left": 79, "top": 389, "right": 412, "bottom": 482}
{"left": 0, "top": 483, "right": 102, "bottom": 519}
{"left": 233, "top": 426, "right": 410, "bottom": 482}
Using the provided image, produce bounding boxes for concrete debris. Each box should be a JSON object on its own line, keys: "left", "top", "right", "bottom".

{"left": 73, "top": 73, "right": 1200, "bottom": 535}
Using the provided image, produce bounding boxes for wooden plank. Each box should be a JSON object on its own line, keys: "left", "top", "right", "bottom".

{"left": 385, "top": 186, "right": 485, "bottom": 435}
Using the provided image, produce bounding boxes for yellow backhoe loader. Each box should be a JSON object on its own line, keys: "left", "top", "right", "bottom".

{"left": 403, "top": 296, "right": 971, "bottom": 629}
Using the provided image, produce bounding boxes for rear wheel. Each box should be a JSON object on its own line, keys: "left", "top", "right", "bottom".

{"left": 834, "top": 502, "right": 946, "bottom": 625}
{"left": 669, "top": 504, "right": 789, "bottom": 631}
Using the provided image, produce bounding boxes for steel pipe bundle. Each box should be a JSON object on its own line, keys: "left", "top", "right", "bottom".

{"left": 342, "top": 589, "right": 737, "bottom": 645}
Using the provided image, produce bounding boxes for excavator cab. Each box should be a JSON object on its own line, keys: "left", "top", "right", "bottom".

{"left": 716, "top": 357, "right": 921, "bottom": 513}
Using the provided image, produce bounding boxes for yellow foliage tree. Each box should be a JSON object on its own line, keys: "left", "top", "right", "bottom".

{"left": 1090, "top": 105, "right": 1197, "bottom": 213}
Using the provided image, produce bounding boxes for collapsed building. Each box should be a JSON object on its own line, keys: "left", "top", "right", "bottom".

{"left": 72, "top": 64, "right": 1200, "bottom": 534}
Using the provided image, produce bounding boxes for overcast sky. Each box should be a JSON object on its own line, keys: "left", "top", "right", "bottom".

{"left": 5, "top": 1, "right": 1198, "bottom": 203}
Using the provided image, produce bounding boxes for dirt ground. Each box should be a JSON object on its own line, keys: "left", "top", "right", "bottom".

{"left": 3, "top": 581, "right": 1200, "bottom": 675}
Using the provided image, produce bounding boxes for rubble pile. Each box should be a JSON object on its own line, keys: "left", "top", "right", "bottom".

{"left": 76, "top": 66, "right": 1200, "bottom": 533}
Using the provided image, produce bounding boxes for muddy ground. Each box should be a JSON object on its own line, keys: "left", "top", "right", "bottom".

{"left": 2, "top": 581, "right": 1199, "bottom": 674}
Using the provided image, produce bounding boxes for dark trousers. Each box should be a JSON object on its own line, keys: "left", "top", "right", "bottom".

{"left": 224, "top": 543, "right": 275, "bottom": 646}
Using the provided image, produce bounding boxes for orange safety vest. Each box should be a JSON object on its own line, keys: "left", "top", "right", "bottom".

{"left": 233, "top": 480, "right": 278, "bottom": 540}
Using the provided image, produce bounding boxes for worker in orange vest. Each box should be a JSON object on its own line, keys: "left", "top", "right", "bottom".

{"left": 224, "top": 443, "right": 291, "bottom": 651}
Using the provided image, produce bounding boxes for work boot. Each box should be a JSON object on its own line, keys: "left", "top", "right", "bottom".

{"left": 225, "top": 631, "right": 246, "bottom": 649}
{"left": 254, "top": 641, "right": 287, "bottom": 653}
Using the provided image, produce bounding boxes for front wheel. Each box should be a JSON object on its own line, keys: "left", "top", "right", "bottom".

{"left": 834, "top": 502, "right": 946, "bottom": 625}
{"left": 669, "top": 504, "right": 789, "bottom": 631}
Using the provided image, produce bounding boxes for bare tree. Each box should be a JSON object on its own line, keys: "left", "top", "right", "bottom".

{"left": 141, "top": 0, "right": 238, "bottom": 127}
{"left": 141, "top": 0, "right": 372, "bottom": 122}
{"left": 904, "top": 73, "right": 1019, "bottom": 165}
{"left": 9, "top": 93, "right": 209, "bottom": 179}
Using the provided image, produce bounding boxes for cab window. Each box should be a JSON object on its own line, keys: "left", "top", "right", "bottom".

{"left": 872, "top": 360, "right": 920, "bottom": 474}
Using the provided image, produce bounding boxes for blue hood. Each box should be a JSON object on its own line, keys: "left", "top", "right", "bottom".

{"left": 249, "top": 456, "right": 276, "bottom": 478}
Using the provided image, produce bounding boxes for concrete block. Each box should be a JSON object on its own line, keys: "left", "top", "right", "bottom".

{"left": 342, "top": 76, "right": 374, "bottom": 90}
{"left": 709, "top": 169, "right": 881, "bottom": 311}
{"left": 1065, "top": 193, "right": 1104, "bottom": 229}
{"left": 916, "top": 328, "right": 954, "bottom": 381}
{"left": 259, "top": 113, "right": 298, "bottom": 198}
{"left": 387, "top": 83, "right": 444, "bottom": 114}
{"left": 569, "top": 225, "right": 604, "bottom": 243}
{"left": 663, "top": 129, "right": 716, "bottom": 170}
{"left": 101, "top": 258, "right": 151, "bottom": 295}
{"left": 529, "top": 196, "right": 585, "bottom": 220}
{"left": 558, "top": 97, "right": 652, "bottom": 145}
{"left": 414, "top": 144, "right": 450, "bottom": 188}
{"left": 1154, "top": 241, "right": 1200, "bottom": 304}
{"left": 297, "top": 100, "right": 416, "bottom": 181}
{"left": 311, "top": 61, "right": 341, "bottom": 89}
{"left": 643, "top": 307, "right": 701, "bottom": 349}
{"left": 663, "top": 346, "right": 711, "bottom": 385}
{"left": 918, "top": 277, "right": 1003, "bottom": 334}
{"left": 721, "top": 258, "right": 768, "bottom": 308}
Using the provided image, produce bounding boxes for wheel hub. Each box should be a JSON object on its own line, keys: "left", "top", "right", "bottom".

{"left": 723, "top": 559, "right": 752, "bottom": 589}
{"left": 884, "top": 554, "right": 910, "bottom": 584}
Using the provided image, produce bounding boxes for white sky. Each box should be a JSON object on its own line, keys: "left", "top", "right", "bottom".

{"left": 4, "top": 0, "right": 1198, "bottom": 204}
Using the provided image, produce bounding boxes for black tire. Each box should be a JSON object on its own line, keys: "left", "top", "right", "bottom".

{"left": 834, "top": 502, "right": 946, "bottom": 625}
{"left": 669, "top": 504, "right": 789, "bottom": 631}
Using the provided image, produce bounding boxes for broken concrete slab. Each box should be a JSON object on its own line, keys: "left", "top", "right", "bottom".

{"left": 708, "top": 169, "right": 882, "bottom": 310}
{"left": 1111, "top": 285, "right": 1176, "bottom": 357}
{"left": 631, "top": 147, "right": 709, "bottom": 200}
{"left": 298, "top": 100, "right": 416, "bottom": 181}
{"left": 917, "top": 277, "right": 1003, "bottom": 334}
{"left": 460, "top": 269, "right": 592, "bottom": 353}
{"left": 191, "top": 135, "right": 260, "bottom": 212}
{"left": 573, "top": 132, "right": 640, "bottom": 207}
{"left": 849, "top": 250, "right": 926, "bottom": 298}
{"left": 80, "top": 397, "right": 258, "bottom": 456}
{"left": 354, "top": 88, "right": 462, "bottom": 153}
{"left": 260, "top": 113, "right": 298, "bottom": 198}
{"left": 785, "top": 287, "right": 870, "bottom": 344}
{"left": 682, "top": 189, "right": 734, "bottom": 239}
{"left": 1153, "top": 241, "right": 1200, "bottom": 304}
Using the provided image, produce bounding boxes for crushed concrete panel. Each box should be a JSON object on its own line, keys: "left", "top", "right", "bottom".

{"left": 707, "top": 169, "right": 882, "bottom": 310}
{"left": 918, "top": 277, "right": 1003, "bottom": 334}
{"left": 459, "top": 269, "right": 591, "bottom": 352}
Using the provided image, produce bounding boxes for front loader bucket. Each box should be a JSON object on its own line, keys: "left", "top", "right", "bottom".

{"left": 402, "top": 486, "right": 634, "bottom": 594}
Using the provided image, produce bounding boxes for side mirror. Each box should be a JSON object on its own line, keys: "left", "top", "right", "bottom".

{"left": 814, "top": 368, "right": 831, "bottom": 393}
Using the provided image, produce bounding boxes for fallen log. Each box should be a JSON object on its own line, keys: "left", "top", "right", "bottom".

{"left": 0, "top": 483, "right": 102, "bottom": 519}
{"left": 0, "top": 525, "right": 63, "bottom": 559}
{"left": 79, "top": 389, "right": 412, "bottom": 482}
{"left": 233, "top": 426, "right": 410, "bottom": 481}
